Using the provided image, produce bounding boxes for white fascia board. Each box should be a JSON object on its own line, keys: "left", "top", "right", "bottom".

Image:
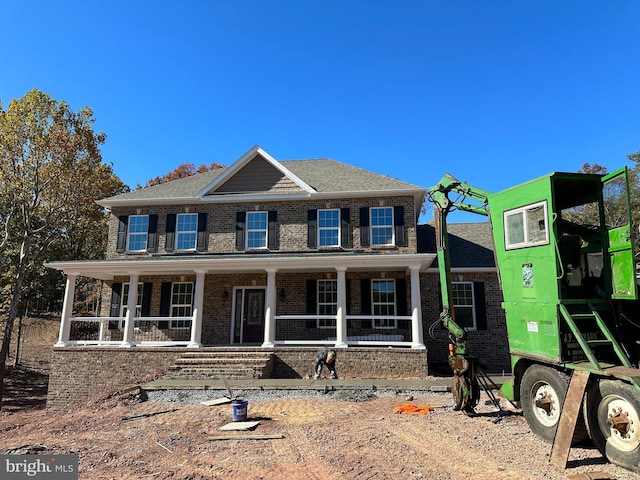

{"left": 45, "top": 253, "right": 436, "bottom": 280}
{"left": 195, "top": 145, "right": 316, "bottom": 197}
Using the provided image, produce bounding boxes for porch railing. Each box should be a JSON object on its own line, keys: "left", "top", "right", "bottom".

{"left": 65, "top": 316, "right": 193, "bottom": 346}
{"left": 273, "top": 314, "right": 413, "bottom": 347}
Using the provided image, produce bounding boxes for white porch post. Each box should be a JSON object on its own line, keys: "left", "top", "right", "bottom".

{"left": 410, "top": 265, "right": 426, "bottom": 349}
{"left": 121, "top": 272, "right": 139, "bottom": 347}
{"left": 262, "top": 268, "right": 277, "bottom": 347}
{"left": 55, "top": 272, "right": 77, "bottom": 347}
{"left": 335, "top": 267, "right": 348, "bottom": 348}
{"left": 188, "top": 270, "right": 206, "bottom": 348}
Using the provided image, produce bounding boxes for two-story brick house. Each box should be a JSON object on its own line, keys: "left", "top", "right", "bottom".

{"left": 45, "top": 145, "right": 508, "bottom": 410}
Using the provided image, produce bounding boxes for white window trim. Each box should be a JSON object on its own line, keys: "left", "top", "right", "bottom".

{"left": 317, "top": 209, "right": 341, "bottom": 248}
{"left": 370, "top": 207, "right": 395, "bottom": 247}
{"left": 317, "top": 279, "right": 337, "bottom": 329}
{"left": 246, "top": 211, "right": 268, "bottom": 250}
{"left": 176, "top": 213, "right": 198, "bottom": 251}
{"left": 504, "top": 200, "right": 549, "bottom": 250}
{"left": 372, "top": 279, "right": 396, "bottom": 329}
{"left": 452, "top": 281, "right": 476, "bottom": 331}
{"left": 126, "top": 215, "right": 149, "bottom": 252}
{"left": 170, "top": 282, "right": 193, "bottom": 329}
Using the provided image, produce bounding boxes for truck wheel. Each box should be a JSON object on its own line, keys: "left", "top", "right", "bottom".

{"left": 521, "top": 365, "right": 569, "bottom": 443}
{"left": 583, "top": 379, "right": 640, "bottom": 472}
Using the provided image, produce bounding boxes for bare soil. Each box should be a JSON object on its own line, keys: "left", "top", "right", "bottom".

{"left": 1, "top": 317, "right": 638, "bottom": 479}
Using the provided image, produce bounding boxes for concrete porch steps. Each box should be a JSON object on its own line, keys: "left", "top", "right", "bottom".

{"left": 166, "top": 351, "right": 275, "bottom": 380}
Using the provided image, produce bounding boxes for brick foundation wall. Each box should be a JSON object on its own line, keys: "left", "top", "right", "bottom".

{"left": 47, "top": 346, "right": 429, "bottom": 412}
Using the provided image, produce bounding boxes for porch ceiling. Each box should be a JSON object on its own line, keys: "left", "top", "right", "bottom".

{"left": 45, "top": 253, "right": 437, "bottom": 280}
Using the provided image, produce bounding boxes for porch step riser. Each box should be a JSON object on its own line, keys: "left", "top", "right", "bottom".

{"left": 166, "top": 352, "right": 274, "bottom": 380}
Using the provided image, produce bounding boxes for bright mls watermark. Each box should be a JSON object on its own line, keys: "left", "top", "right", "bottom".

{"left": 1, "top": 455, "right": 78, "bottom": 479}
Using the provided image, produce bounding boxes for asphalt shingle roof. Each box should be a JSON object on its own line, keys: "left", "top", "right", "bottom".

{"left": 100, "top": 158, "right": 424, "bottom": 204}
{"left": 417, "top": 222, "right": 496, "bottom": 268}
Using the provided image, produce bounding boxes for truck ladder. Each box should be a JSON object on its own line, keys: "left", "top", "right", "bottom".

{"left": 559, "top": 302, "right": 632, "bottom": 370}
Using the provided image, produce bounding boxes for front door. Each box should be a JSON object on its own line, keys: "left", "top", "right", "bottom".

{"left": 233, "top": 288, "right": 266, "bottom": 344}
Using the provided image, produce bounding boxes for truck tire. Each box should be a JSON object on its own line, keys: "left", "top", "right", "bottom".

{"left": 520, "top": 365, "right": 588, "bottom": 444}
{"left": 583, "top": 379, "right": 640, "bottom": 473}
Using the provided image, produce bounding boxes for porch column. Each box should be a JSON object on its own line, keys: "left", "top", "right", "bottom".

{"left": 55, "top": 272, "right": 77, "bottom": 347}
{"left": 262, "top": 268, "right": 277, "bottom": 347}
{"left": 121, "top": 272, "right": 139, "bottom": 347}
{"left": 335, "top": 267, "right": 348, "bottom": 348}
{"left": 188, "top": 270, "right": 206, "bottom": 348}
{"left": 410, "top": 265, "right": 426, "bottom": 349}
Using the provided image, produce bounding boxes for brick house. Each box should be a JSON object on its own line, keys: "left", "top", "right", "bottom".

{"left": 45, "top": 145, "right": 509, "bottom": 408}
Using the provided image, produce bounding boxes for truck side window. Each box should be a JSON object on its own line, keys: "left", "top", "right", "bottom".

{"left": 504, "top": 201, "right": 549, "bottom": 250}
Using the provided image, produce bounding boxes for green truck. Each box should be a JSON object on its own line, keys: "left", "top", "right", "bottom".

{"left": 429, "top": 167, "right": 640, "bottom": 472}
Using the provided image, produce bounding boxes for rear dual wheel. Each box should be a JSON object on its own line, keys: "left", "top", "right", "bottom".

{"left": 520, "top": 365, "right": 588, "bottom": 444}
{"left": 584, "top": 379, "right": 640, "bottom": 473}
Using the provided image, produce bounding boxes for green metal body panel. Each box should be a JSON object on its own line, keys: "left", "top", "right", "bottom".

{"left": 429, "top": 167, "right": 640, "bottom": 400}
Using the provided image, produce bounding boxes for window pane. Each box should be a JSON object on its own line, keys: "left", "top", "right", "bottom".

{"left": 176, "top": 213, "right": 197, "bottom": 250}
{"left": 371, "top": 207, "right": 393, "bottom": 246}
{"left": 506, "top": 212, "right": 524, "bottom": 245}
{"left": 171, "top": 282, "right": 193, "bottom": 328}
{"left": 452, "top": 282, "right": 475, "bottom": 329}
{"left": 318, "top": 209, "right": 340, "bottom": 247}
{"left": 127, "top": 215, "right": 148, "bottom": 251}
{"left": 526, "top": 205, "right": 547, "bottom": 243}
{"left": 247, "top": 212, "right": 268, "bottom": 248}
{"left": 318, "top": 280, "right": 337, "bottom": 328}
{"left": 372, "top": 280, "right": 395, "bottom": 328}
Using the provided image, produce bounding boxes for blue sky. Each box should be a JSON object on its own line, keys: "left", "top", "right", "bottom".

{"left": 3, "top": 1, "right": 639, "bottom": 222}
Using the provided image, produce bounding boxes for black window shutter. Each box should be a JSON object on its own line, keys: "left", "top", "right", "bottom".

{"left": 307, "top": 209, "right": 317, "bottom": 248}
{"left": 345, "top": 279, "right": 352, "bottom": 315}
{"left": 235, "top": 212, "right": 246, "bottom": 250}
{"left": 306, "top": 279, "right": 317, "bottom": 328}
{"left": 196, "top": 213, "right": 207, "bottom": 252}
{"left": 341, "top": 208, "right": 352, "bottom": 247}
{"left": 361, "top": 278, "right": 372, "bottom": 328}
{"left": 396, "top": 278, "right": 407, "bottom": 316}
{"left": 268, "top": 211, "right": 278, "bottom": 249}
{"left": 116, "top": 216, "right": 128, "bottom": 253}
{"left": 474, "top": 282, "right": 487, "bottom": 330}
{"left": 159, "top": 282, "right": 172, "bottom": 329}
{"left": 359, "top": 207, "right": 370, "bottom": 247}
{"left": 109, "top": 283, "right": 122, "bottom": 329}
{"left": 394, "top": 206, "right": 407, "bottom": 247}
{"left": 141, "top": 283, "right": 152, "bottom": 316}
{"left": 147, "top": 214, "right": 158, "bottom": 252}
{"left": 165, "top": 214, "right": 176, "bottom": 252}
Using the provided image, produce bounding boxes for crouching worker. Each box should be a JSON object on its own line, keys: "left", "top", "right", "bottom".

{"left": 313, "top": 347, "right": 338, "bottom": 379}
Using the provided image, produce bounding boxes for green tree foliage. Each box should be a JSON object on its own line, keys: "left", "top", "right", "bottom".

{"left": 0, "top": 89, "right": 128, "bottom": 409}
{"left": 137, "top": 161, "right": 224, "bottom": 189}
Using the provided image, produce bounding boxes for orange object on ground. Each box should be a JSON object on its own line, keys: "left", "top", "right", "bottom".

{"left": 393, "top": 404, "right": 432, "bottom": 415}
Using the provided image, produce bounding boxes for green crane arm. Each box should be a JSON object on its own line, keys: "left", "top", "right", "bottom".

{"left": 427, "top": 174, "right": 492, "bottom": 413}
{"left": 428, "top": 174, "right": 491, "bottom": 354}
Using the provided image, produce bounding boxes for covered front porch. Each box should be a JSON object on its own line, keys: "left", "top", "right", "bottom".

{"left": 46, "top": 252, "right": 435, "bottom": 350}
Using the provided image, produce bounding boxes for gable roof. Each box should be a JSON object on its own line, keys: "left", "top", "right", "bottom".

{"left": 417, "top": 222, "right": 496, "bottom": 269}
{"left": 97, "top": 145, "right": 425, "bottom": 209}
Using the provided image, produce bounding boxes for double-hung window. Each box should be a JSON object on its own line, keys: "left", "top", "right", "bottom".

{"left": 504, "top": 201, "right": 548, "bottom": 250}
{"left": 372, "top": 279, "right": 396, "bottom": 328}
{"left": 176, "top": 213, "right": 198, "bottom": 251}
{"left": 370, "top": 207, "right": 394, "bottom": 246}
{"left": 119, "top": 283, "right": 143, "bottom": 328}
{"left": 452, "top": 282, "right": 476, "bottom": 330}
{"left": 317, "top": 280, "right": 337, "bottom": 328}
{"left": 246, "top": 211, "right": 268, "bottom": 249}
{"left": 170, "top": 282, "right": 193, "bottom": 329}
{"left": 127, "top": 215, "right": 149, "bottom": 252}
{"left": 318, "top": 209, "right": 340, "bottom": 247}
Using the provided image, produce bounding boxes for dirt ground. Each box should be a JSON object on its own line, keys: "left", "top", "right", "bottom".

{"left": 1, "top": 317, "right": 638, "bottom": 480}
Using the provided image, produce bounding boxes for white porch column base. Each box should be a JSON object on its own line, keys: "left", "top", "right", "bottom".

{"left": 410, "top": 265, "right": 426, "bottom": 349}
{"left": 55, "top": 272, "right": 77, "bottom": 347}
{"left": 121, "top": 272, "right": 139, "bottom": 347}
{"left": 334, "top": 266, "right": 348, "bottom": 348}
{"left": 262, "top": 268, "right": 277, "bottom": 347}
{"left": 188, "top": 270, "right": 206, "bottom": 348}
